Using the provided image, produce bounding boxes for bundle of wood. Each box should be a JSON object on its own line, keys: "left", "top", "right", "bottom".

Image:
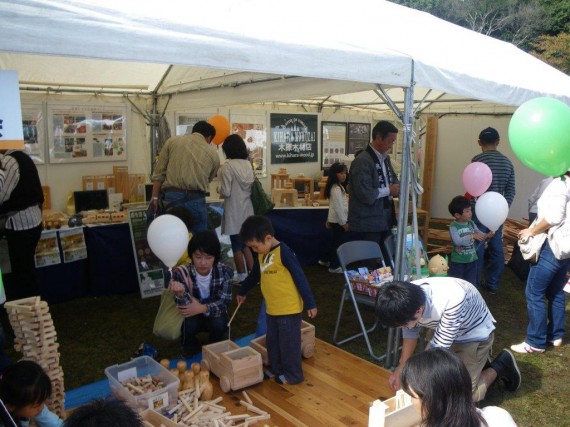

{"left": 4, "top": 297, "right": 65, "bottom": 418}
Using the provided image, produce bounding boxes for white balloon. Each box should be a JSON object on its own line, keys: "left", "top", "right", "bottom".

{"left": 147, "top": 214, "right": 189, "bottom": 268}
{"left": 475, "top": 192, "right": 509, "bottom": 232}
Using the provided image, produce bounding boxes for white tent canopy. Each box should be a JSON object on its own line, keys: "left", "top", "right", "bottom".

{"left": 3, "top": 0, "right": 570, "bottom": 293}
{"left": 2, "top": 0, "right": 570, "bottom": 113}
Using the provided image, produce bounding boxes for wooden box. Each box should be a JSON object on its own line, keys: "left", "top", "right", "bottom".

{"left": 368, "top": 390, "right": 422, "bottom": 427}
{"left": 140, "top": 409, "right": 180, "bottom": 427}
{"left": 201, "top": 340, "right": 263, "bottom": 392}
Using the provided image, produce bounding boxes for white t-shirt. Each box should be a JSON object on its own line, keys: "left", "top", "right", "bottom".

{"left": 195, "top": 271, "right": 211, "bottom": 299}
{"left": 479, "top": 406, "right": 517, "bottom": 426}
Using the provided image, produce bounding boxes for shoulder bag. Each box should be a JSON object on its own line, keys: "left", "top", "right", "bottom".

{"left": 152, "top": 265, "right": 191, "bottom": 340}
{"left": 518, "top": 218, "right": 547, "bottom": 264}
{"left": 251, "top": 174, "right": 274, "bottom": 216}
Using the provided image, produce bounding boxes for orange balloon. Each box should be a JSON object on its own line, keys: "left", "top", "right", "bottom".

{"left": 208, "top": 115, "right": 230, "bottom": 145}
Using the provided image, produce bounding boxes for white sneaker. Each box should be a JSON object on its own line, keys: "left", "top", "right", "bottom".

{"left": 318, "top": 260, "right": 330, "bottom": 267}
{"left": 510, "top": 341, "right": 545, "bottom": 354}
{"left": 328, "top": 266, "right": 343, "bottom": 274}
{"left": 549, "top": 338, "right": 563, "bottom": 347}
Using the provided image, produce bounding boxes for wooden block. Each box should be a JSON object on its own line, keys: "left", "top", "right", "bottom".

{"left": 128, "top": 174, "right": 146, "bottom": 203}
{"left": 113, "top": 166, "right": 129, "bottom": 201}
{"left": 82, "top": 175, "right": 96, "bottom": 191}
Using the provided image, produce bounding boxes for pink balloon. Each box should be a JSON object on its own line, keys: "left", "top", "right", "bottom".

{"left": 462, "top": 162, "right": 492, "bottom": 197}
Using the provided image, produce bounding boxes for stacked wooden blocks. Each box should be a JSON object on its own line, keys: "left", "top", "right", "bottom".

{"left": 4, "top": 296, "right": 65, "bottom": 418}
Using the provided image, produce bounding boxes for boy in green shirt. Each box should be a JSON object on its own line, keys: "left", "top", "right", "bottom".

{"left": 448, "top": 196, "right": 493, "bottom": 287}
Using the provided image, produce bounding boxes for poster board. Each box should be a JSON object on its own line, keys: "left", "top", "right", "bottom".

{"left": 127, "top": 208, "right": 165, "bottom": 298}
{"left": 230, "top": 112, "right": 268, "bottom": 178}
{"left": 47, "top": 104, "right": 127, "bottom": 163}
{"left": 321, "top": 121, "right": 347, "bottom": 169}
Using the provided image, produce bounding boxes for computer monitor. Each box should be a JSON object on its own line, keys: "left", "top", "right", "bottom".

{"left": 73, "top": 190, "right": 108, "bottom": 213}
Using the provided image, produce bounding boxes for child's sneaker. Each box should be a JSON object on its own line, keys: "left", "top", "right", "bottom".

{"left": 328, "top": 266, "right": 343, "bottom": 274}
{"left": 263, "top": 369, "right": 275, "bottom": 379}
{"left": 275, "top": 375, "right": 289, "bottom": 385}
{"left": 317, "top": 260, "right": 330, "bottom": 267}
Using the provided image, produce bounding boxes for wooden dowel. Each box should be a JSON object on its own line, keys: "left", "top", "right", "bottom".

{"left": 227, "top": 302, "right": 243, "bottom": 327}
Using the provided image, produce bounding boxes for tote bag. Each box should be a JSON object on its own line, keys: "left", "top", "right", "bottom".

{"left": 153, "top": 289, "right": 183, "bottom": 340}
{"left": 251, "top": 177, "right": 274, "bottom": 216}
{"left": 519, "top": 218, "right": 547, "bottom": 264}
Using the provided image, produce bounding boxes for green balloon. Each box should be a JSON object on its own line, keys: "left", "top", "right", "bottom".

{"left": 508, "top": 97, "right": 570, "bottom": 176}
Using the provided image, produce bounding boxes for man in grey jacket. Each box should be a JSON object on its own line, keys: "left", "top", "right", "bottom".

{"left": 348, "top": 121, "right": 400, "bottom": 263}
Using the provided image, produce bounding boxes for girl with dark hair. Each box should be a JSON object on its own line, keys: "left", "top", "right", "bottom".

{"left": 169, "top": 231, "right": 234, "bottom": 357}
{"left": 219, "top": 134, "right": 255, "bottom": 281}
{"left": 0, "top": 360, "right": 63, "bottom": 427}
{"left": 401, "top": 348, "right": 516, "bottom": 427}
{"left": 317, "top": 162, "right": 348, "bottom": 273}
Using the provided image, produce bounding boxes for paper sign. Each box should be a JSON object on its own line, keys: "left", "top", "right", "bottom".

{"left": 0, "top": 71, "right": 24, "bottom": 150}
{"left": 117, "top": 366, "right": 137, "bottom": 383}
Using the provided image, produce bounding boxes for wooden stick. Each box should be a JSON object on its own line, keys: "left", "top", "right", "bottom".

{"left": 227, "top": 302, "right": 243, "bottom": 327}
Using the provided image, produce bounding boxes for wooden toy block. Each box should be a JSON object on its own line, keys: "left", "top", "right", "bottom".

{"left": 201, "top": 340, "right": 263, "bottom": 393}
{"left": 250, "top": 320, "right": 316, "bottom": 365}
{"left": 368, "top": 390, "right": 422, "bottom": 427}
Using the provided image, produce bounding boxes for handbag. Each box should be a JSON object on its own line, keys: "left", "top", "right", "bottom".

{"left": 251, "top": 176, "right": 274, "bottom": 216}
{"left": 518, "top": 218, "right": 547, "bottom": 264}
{"left": 153, "top": 289, "right": 183, "bottom": 340}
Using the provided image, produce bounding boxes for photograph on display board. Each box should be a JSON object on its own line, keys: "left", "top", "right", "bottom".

{"left": 34, "top": 231, "right": 61, "bottom": 268}
{"left": 321, "top": 121, "right": 347, "bottom": 170}
{"left": 59, "top": 228, "right": 88, "bottom": 263}
{"left": 175, "top": 113, "right": 214, "bottom": 136}
{"left": 47, "top": 105, "right": 127, "bottom": 163}
{"left": 231, "top": 121, "right": 267, "bottom": 177}
{"left": 347, "top": 122, "right": 371, "bottom": 155}
{"left": 270, "top": 113, "right": 318, "bottom": 164}
{"left": 21, "top": 104, "right": 45, "bottom": 164}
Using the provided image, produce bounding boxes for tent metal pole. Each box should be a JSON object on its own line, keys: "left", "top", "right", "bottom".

{"left": 385, "top": 68, "right": 415, "bottom": 369}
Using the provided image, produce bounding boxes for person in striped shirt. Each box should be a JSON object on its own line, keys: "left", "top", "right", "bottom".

{"left": 471, "top": 127, "right": 516, "bottom": 293}
{"left": 375, "top": 277, "right": 521, "bottom": 402}
{"left": 0, "top": 150, "right": 44, "bottom": 300}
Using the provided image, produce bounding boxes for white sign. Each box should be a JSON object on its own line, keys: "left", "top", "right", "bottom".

{"left": 0, "top": 70, "right": 24, "bottom": 149}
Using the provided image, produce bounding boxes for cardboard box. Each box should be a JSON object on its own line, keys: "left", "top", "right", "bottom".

{"left": 105, "top": 356, "right": 179, "bottom": 413}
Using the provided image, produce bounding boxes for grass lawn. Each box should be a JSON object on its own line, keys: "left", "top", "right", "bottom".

{"left": 1, "top": 264, "right": 569, "bottom": 426}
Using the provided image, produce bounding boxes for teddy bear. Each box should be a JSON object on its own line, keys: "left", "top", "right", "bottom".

{"left": 428, "top": 254, "right": 449, "bottom": 277}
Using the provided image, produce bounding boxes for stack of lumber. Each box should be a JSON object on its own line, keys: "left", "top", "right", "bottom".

{"left": 503, "top": 218, "right": 528, "bottom": 262}
{"left": 4, "top": 297, "right": 65, "bottom": 418}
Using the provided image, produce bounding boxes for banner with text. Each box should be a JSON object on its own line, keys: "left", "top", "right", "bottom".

{"left": 270, "top": 113, "right": 318, "bottom": 164}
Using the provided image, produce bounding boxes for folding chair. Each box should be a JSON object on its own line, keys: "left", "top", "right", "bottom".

{"left": 332, "top": 240, "right": 397, "bottom": 364}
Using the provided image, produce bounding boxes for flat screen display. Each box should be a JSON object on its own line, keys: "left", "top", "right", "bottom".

{"left": 74, "top": 190, "right": 108, "bottom": 213}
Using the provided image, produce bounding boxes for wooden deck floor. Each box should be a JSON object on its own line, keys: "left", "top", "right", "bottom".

{"left": 212, "top": 339, "right": 394, "bottom": 426}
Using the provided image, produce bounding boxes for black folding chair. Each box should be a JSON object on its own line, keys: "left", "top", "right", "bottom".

{"left": 332, "top": 240, "right": 397, "bottom": 364}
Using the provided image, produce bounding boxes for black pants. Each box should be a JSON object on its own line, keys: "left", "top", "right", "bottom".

{"left": 322, "top": 223, "right": 346, "bottom": 269}
{"left": 4, "top": 224, "right": 42, "bottom": 300}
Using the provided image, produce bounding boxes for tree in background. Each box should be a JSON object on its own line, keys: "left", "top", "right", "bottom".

{"left": 391, "top": 0, "right": 569, "bottom": 73}
{"left": 530, "top": 33, "right": 570, "bottom": 74}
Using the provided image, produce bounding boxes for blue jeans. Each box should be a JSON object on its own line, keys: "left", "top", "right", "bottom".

{"left": 474, "top": 222, "right": 504, "bottom": 291}
{"left": 524, "top": 243, "right": 570, "bottom": 349}
{"left": 164, "top": 192, "right": 207, "bottom": 234}
{"left": 448, "top": 260, "right": 478, "bottom": 287}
